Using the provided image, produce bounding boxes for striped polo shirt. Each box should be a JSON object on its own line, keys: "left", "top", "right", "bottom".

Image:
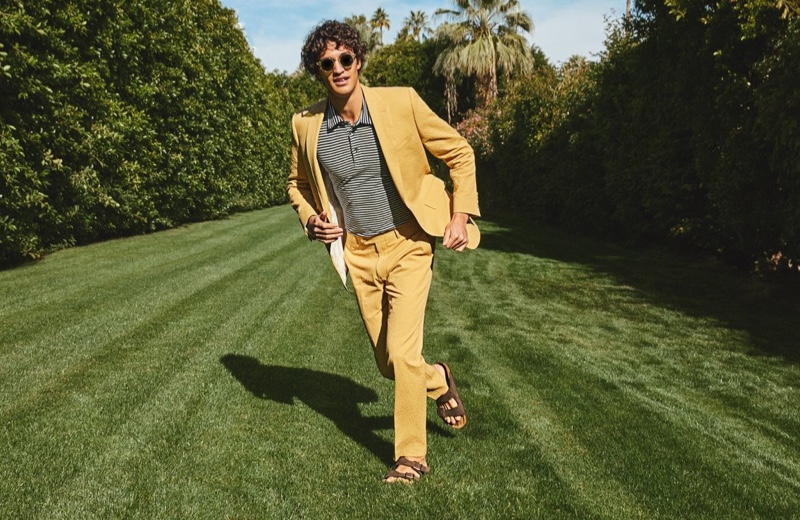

{"left": 317, "top": 98, "right": 414, "bottom": 237}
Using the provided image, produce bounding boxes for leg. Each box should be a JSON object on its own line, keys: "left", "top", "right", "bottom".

{"left": 382, "top": 230, "right": 435, "bottom": 459}
{"left": 345, "top": 226, "right": 448, "bottom": 399}
{"left": 344, "top": 222, "right": 451, "bottom": 481}
{"left": 344, "top": 242, "right": 394, "bottom": 381}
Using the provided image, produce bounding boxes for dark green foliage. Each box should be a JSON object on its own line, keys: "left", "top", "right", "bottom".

{"left": 754, "top": 18, "right": 800, "bottom": 268}
{"left": 364, "top": 38, "right": 431, "bottom": 93}
{"left": 597, "top": 0, "right": 799, "bottom": 268}
{"left": 469, "top": 53, "right": 610, "bottom": 235}
{"left": 473, "top": 1, "right": 800, "bottom": 272}
{"left": 0, "top": 0, "right": 292, "bottom": 265}
{"left": 363, "top": 38, "right": 470, "bottom": 120}
{"left": 265, "top": 70, "right": 326, "bottom": 110}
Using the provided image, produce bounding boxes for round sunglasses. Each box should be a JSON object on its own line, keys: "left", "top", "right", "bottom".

{"left": 318, "top": 53, "right": 356, "bottom": 73}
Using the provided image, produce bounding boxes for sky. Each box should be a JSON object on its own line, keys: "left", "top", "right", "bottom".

{"left": 219, "top": 1, "right": 624, "bottom": 73}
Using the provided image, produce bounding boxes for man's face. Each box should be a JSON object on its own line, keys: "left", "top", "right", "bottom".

{"left": 318, "top": 41, "right": 361, "bottom": 100}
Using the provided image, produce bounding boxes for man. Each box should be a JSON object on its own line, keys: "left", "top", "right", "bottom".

{"left": 287, "top": 20, "right": 480, "bottom": 483}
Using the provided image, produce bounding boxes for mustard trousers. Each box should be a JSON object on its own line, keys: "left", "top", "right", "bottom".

{"left": 344, "top": 219, "right": 449, "bottom": 460}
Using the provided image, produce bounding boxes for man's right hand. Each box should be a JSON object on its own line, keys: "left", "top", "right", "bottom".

{"left": 306, "top": 210, "right": 343, "bottom": 244}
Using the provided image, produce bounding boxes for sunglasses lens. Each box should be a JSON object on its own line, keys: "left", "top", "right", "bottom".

{"left": 320, "top": 58, "right": 335, "bottom": 71}
{"left": 340, "top": 54, "right": 354, "bottom": 67}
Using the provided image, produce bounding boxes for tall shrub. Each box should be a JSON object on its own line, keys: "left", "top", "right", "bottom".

{"left": 0, "top": 0, "right": 290, "bottom": 265}
{"left": 474, "top": 0, "right": 800, "bottom": 271}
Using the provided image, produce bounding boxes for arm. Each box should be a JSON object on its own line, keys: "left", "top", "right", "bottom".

{"left": 408, "top": 89, "right": 479, "bottom": 251}
{"left": 286, "top": 113, "right": 342, "bottom": 243}
{"left": 287, "top": 113, "right": 319, "bottom": 233}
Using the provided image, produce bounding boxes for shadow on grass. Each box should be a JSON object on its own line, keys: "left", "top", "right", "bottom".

{"left": 478, "top": 214, "right": 800, "bottom": 363}
{"left": 220, "top": 354, "right": 394, "bottom": 464}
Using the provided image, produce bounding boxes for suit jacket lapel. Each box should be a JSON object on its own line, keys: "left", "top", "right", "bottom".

{"left": 302, "top": 104, "right": 327, "bottom": 210}
{"left": 302, "top": 101, "right": 348, "bottom": 286}
{"left": 362, "top": 86, "right": 406, "bottom": 196}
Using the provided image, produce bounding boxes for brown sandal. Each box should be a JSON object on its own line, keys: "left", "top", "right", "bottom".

{"left": 436, "top": 363, "right": 467, "bottom": 429}
{"left": 383, "top": 457, "right": 430, "bottom": 483}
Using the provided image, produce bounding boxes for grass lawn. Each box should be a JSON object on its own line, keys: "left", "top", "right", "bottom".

{"left": 1, "top": 205, "right": 798, "bottom": 518}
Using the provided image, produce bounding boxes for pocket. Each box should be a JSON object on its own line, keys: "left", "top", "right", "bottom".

{"left": 411, "top": 227, "right": 434, "bottom": 256}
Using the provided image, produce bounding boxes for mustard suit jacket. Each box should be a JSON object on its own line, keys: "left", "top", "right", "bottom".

{"left": 287, "top": 85, "right": 481, "bottom": 285}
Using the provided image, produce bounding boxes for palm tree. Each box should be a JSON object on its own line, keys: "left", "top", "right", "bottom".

{"left": 344, "top": 14, "right": 381, "bottom": 52}
{"left": 370, "top": 8, "right": 390, "bottom": 45}
{"left": 400, "top": 10, "right": 431, "bottom": 42}
{"left": 434, "top": 0, "right": 534, "bottom": 114}
{"left": 777, "top": 0, "right": 800, "bottom": 18}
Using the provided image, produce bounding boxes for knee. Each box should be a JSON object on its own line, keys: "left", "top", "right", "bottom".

{"left": 376, "top": 363, "right": 395, "bottom": 380}
{"left": 385, "top": 351, "right": 424, "bottom": 377}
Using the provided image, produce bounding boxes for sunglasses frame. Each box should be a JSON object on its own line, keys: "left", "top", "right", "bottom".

{"left": 318, "top": 53, "right": 356, "bottom": 73}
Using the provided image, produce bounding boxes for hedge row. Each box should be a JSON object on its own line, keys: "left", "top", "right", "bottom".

{"left": 1, "top": 0, "right": 294, "bottom": 265}
{"left": 471, "top": 0, "right": 800, "bottom": 271}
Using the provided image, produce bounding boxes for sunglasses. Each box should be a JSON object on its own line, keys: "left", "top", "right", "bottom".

{"left": 318, "top": 53, "right": 356, "bottom": 73}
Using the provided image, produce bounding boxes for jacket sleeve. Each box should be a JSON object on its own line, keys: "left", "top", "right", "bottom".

{"left": 408, "top": 88, "right": 481, "bottom": 218}
{"left": 286, "top": 112, "right": 320, "bottom": 235}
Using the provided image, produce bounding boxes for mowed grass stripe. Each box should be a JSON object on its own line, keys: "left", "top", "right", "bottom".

{"left": 422, "top": 236, "right": 649, "bottom": 517}
{"left": 424, "top": 220, "right": 799, "bottom": 518}
{"left": 0, "top": 206, "right": 280, "bottom": 316}
{"left": 32, "top": 274, "right": 352, "bottom": 518}
{"left": 1, "top": 207, "right": 344, "bottom": 517}
{"left": 0, "top": 210, "right": 307, "bottom": 403}
{"left": 1, "top": 206, "right": 798, "bottom": 518}
{"left": 0, "top": 207, "right": 294, "bottom": 340}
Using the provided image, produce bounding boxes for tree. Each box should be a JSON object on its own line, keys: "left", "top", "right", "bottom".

{"left": 399, "top": 10, "right": 432, "bottom": 42}
{"left": 433, "top": 0, "right": 534, "bottom": 116}
{"left": 365, "top": 38, "right": 453, "bottom": 118}
{"left": 345, "top": 14, "right": 381, "bottom": 52}
{"left": 370, "top": 8, "right": 390, "bottom": 45}
{"left": 777, "top": 0, "right": 800, "bottom": 18}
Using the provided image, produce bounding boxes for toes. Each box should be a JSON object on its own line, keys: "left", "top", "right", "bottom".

{"left": 444, "top": 398, "right": 463, "bottom": 425}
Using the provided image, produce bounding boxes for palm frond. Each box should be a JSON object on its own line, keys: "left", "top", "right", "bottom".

{"left": 433, "top": 0, "right": 535, "bottom": 106}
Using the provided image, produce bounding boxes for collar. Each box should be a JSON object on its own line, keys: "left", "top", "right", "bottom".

{"left": 325, "top": 95, "right": 372, "bottom": 131}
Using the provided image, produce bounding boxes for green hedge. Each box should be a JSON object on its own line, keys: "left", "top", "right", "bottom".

{"left": 472, "top": 0, "right": 800, "bottom": 272}
{"left": 1, "top": 0, "right": 293, "bottom": 265}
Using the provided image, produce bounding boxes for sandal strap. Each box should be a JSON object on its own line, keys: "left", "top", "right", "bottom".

{"left": 394, "top": 456, "right": 430, "bottom": 475}
{"left": 383, "top": 457, "right": 430, "bottom": 482}
{"left": 438, "top": 404, "right": 466, "bottom": 418}
{"left": 383, "top": 469, "right": 420, "bottom": 481}
{"left": 435, "top": 387, "right": 456, "bottom": 406}
{"left": 434, "top": 362, "right": 468, "bottom": 429}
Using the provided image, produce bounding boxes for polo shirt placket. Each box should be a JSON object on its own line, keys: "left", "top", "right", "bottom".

{"left": 316, "top": 98, "right": 413, "bottom": 237}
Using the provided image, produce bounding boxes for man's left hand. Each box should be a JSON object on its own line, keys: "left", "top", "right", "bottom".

{"left": 442, "top": 212, "right": 469, "bottom": 252}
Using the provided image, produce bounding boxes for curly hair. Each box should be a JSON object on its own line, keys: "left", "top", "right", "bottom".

{"left": 301, "top": 20, "right": 367, "bottom": 77}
